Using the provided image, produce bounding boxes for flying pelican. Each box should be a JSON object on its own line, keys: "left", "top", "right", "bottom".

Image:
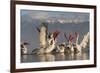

{"left": 21, "top": 42, "right": 29, "bottom": 55}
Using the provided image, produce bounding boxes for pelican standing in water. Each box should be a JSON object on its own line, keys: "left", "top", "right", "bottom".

{"left": 21, "top": 42, "right": 29, "bottom": 55}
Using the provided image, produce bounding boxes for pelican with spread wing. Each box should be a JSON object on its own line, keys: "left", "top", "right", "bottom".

{"left": 73, "top": 32, "right": 90, "bottom": 53}
{"left": 45, "top": 31, "right": 60, "bottom": 53}
{"left": 64, "top": 32, "right": 90, "bottom": 53}
{"left": 56, "top": 32, "right": 74, "bottom": 53}
{"left": 64, "top": 32, "right": 74, "bottom": 53}
{"left": 32, "top": 23, "right": 60, "bottom": 54}
{"left": 32, "top": 31, "right": 59, "bottom": 54}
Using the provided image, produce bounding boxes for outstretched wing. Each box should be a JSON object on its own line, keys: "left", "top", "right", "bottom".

{"left": 69, "top": 33, "right": 74, "bottom": 42}
{"left": 52, "top": 31, "right": 60, "bottom": 40}
{"left": 64, "top": 32, "right": 69, "bottom": 42}
{"left": 64, "top": 32, "right": 74, "bottom": 42}
{"left": 80, "top": 32, "right": 90, "bottom": 49}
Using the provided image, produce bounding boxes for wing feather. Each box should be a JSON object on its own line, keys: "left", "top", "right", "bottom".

{"left": 80, "top": 32, "right": 90, "bottom": 49}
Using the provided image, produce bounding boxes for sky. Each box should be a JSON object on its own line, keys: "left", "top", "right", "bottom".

{"left": 21, "top": 9, "right": 89, "bottom": 53}
{"left": 21, "top": 10, "right": 89, "bottom": 23}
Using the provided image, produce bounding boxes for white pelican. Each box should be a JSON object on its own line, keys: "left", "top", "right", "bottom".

{"left": 64, "top": 32, "right": 89, "bottom": 53}
{"left": 56, "top": 42, "right": 66, "bottom": 53}
{"left": 21, "top": 42, "right": 29, "bottom": 55}
{"left": 66, "top": 41, "right": 74, "bottom": 53}
{"left": 64, "top": 33, "right": 74, "bottom": 53}
{"left": 45, "top": 31, "right": 59, "bottom": 53}
{"left": 73, "top": 32, "right": 90, "bottom": 53}
{"left": 45, "top": 33, "right": 57, "bottom": 53}
{"left": 32, "top": 23, "right": 60, "bottom": 54}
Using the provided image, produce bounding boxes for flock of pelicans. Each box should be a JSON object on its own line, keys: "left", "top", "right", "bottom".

{"left": 21, "top": 32, "right": 89, "bottom": 55}
{"left": 21, "top": 24, "right": 90, "bottom": 55}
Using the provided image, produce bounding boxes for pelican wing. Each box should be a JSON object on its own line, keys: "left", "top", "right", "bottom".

{"left": 52, "top": 31, "right": 60, "bottom": 40}
{"left": 80, "top": 32, "right": 90, "bottom": 49}
{"left": 64, "top": 32, "right": 69, "bottom": 41}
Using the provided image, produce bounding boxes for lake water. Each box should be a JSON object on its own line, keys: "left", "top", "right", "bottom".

{"left": 21, "top": 49, "right": 89, "bottom": 63}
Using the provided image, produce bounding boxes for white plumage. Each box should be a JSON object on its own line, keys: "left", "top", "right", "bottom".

{"left": 74, "top": 32, "right": 90, "bottom": 53}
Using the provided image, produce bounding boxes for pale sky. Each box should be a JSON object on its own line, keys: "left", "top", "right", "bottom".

{"left": 21, "top": 10, "right": 89, "bottom": 23}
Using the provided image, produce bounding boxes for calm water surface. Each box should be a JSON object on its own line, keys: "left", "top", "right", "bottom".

{"left": 21, "top": 49, "right": 89, "bottom": 63}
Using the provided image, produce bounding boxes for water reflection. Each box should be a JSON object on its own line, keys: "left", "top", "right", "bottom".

{"left": 55, "top": 53, "right": 65, "bottom": 61}
{"left": 37, "top": 53, "right": 55, "bottom": 62}
{"left": 21, "top": 50, "right": 89, "bottom": 63}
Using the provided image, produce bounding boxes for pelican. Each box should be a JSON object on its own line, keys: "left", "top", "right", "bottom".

{"left": 55, "top": 33, "right": 74, "bottom": 53}
{"left": 64, "top": 33, "right": 74, "bottom": 53}
{"left": 44, "top": 32, "right": 57, "bottom": 53}
{"left": 66, "top": 41, "right": 74, "bottom": 53}
{"left": 73, "top": 32, "right": 90, "bottom": 53}
{"left": 21, "top": 42, "right": 29, "bottom": 55}
{"left": 32, "top": 23, "right": 60, "bottom": 54}
{"left": 32, "top": 31, "right": 59, "bottom": 54}
{"left": 56, "top": 42, "right": 66, "bottom": 53}
{"left": 73, "top": 32, "right": 80, "bottom": 53}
